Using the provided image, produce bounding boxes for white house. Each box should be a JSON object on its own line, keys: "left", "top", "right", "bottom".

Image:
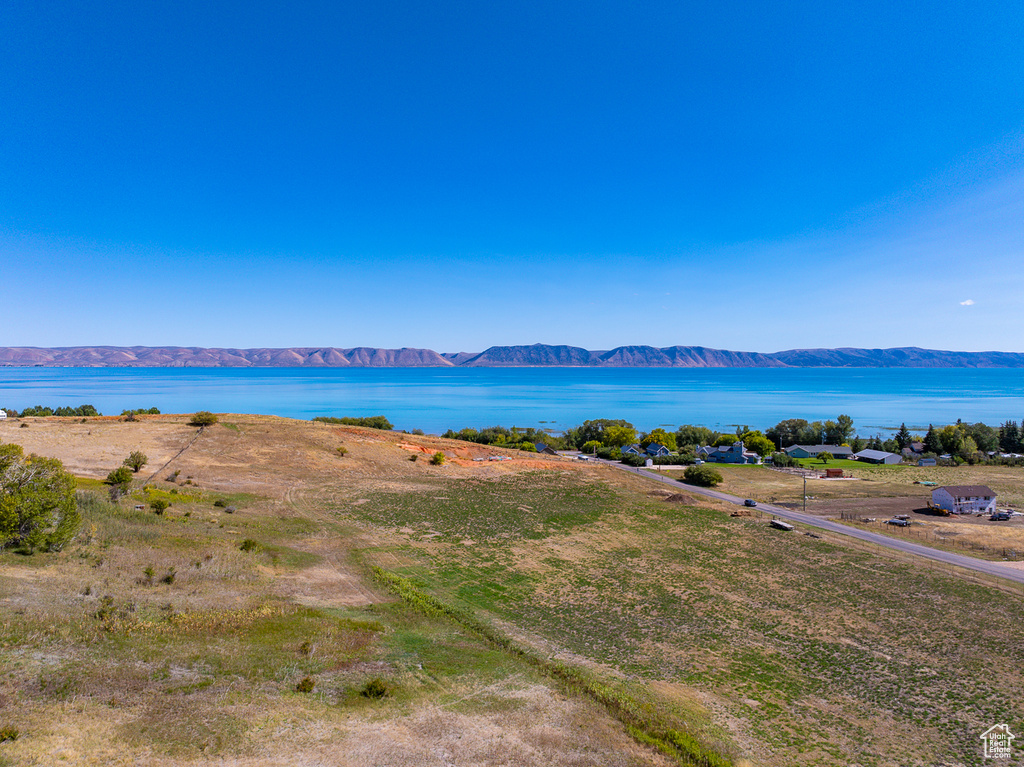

{"left": 0, "top": 410, "right": 6, "bottom": 420}
{"left": 931, "top": 485, "right": 997, "bottom": 514}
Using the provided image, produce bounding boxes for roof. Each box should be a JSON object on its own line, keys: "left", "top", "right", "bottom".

{"left": 935, "top": 485, "right": 996, "bottom": 497}
{"left": 786, "top": 444, "right": 853, "bottom": 455}
{"left": 854, "top": 449, "right": 899, "bottom": 460}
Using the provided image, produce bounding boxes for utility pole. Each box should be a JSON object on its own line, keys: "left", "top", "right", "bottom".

{"left": 803, "top": 474, "right": 807, "bottom": 513}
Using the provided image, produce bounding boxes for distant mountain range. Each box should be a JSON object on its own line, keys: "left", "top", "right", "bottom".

{"left": 1, "top": 344, "right": 1023, "bottom": 368}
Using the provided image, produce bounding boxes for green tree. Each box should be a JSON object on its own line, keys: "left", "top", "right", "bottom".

{"left": 895, "top": 423, "right": 912, "bottom": 450}
{"left": 518, "top": 441, "right": 538, "bottom": 452}
{"left": 740, "top": 430, "right": 776, "bottom": 457}
{"left": 602, "top": 425, "right": 638, "bottom": 448}
{"left": 713, "top": 434, "right": 739, "bottom": 447}
{"left": 189, "top": 411, "right": 218, "bottom": 427}
{"left": 565, "top": 419, "right": 635, "bottom": 448}
{"left": 682, "top": 464, "right": 723, "bottom": 487}
{"left": 429, "top": 451, "right": 446, "bottom": 465}
{"left": 923, "top": 424, "right": 942, "bottom": 454}
{"left": 766, "top": 419, "right": 809, "bottom": 449}
{"left": 0, "top": 444, "right": 79, "bottom": 552}
{"left": 123, "top": 451, "right": 148, "bottom": 473}
{"left": 639, "top": 428, "right": 677, "bottom": 452}
{"left": 581, "top": 440, "right": 602, "bottom": 454}
{"left": 674, "top": 425, "right": 719, "bottom": 450}
{"left": 817, "top": 451, "right": 833, "bottom": 464}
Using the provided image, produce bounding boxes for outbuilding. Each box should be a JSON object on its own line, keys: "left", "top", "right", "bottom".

{"left": 0, "top": 410, "right": 6, "bottom": 420}
{"left": 854, "top": 449, "right": 902, "bottom": 465}
{"left": 931, "top": 485, "right": 997, "bottom": 514}
{"left": 784, "top": 444, "right": 854, "bottom": 459}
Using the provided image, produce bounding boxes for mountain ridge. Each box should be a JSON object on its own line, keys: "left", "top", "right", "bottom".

{"left": 1, "top": 344, "right": 1023, "bottom": 367}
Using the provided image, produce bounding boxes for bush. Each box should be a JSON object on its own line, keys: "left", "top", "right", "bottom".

{"left": 336, "top": 446, "right": 348, "bottom": 457}
{"left": 213, "top": 499, "right": 227, "bottom": 507}
{"left": 361, "top": 677, "right": 389, "bottom": 698}
{"left": 189, "top": 411, "right": 218, "bottom": 427}
{"left": 620, "top": 453, "right": 647, "bottom": 467}
{"left": 105, "top": 466, "right": 134, "bottom": 486}
{"left": 312, "top": 415, "right": 393, "bottom": 430}
{"left": 595, "top": 446, "right": 622, "bottom": 460}
{"left": 0, "top": 446, "right": 79, "bottom": 553}
{"left": 295, "top": 676, "right": 316, "bottom": 693}
{"left": 150, "top": 499, "right": 170, "bottom": 514}
{"left": 0, "top": 725, "right": 19, "bottom": 742}
{"left": 653, "top": 454, "right": 696, "bottom": 466}
{"left": 682, "top": 464, "right": 723, "bottom": 488}
{"left": 770, "top": 452, "right": 796, "bottom": 467}
{"left": 430, "top": 451, "right": 446, "bottom": 466}
{"left": 239, "top": 539, "right": 260, "bottom": 552}
{"left": 518, "top": 441, "right": 537, "bottom": 452}
{"left": 123, "top": 451, "right": 148, "bottom": 473}
{"left": 581, "top": 440, "right": 602, "bottom": 454}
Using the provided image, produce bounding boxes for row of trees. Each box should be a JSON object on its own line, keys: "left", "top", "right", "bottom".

{"left": 9, "top": 404, "right": 101, "bottom": 418}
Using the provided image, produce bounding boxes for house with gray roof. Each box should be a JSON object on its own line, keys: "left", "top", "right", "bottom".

{"left": 698, "top": 441, "right": 760, "bottom": 465}
{"left": 931, "top": 485, "right": 996, "bottom": 514}
{"left": 853, "top": 449, "right": 902, "bottom": 465}
{"left": 645, "top": 443, "right": 670, "bottom": 457}
{"left": 784, "top": 444, "right": 854, "bottom": 459}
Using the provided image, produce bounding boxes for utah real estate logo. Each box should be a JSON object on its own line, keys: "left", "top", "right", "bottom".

{"left": 980, "top": 724, "right": 1015, "bottom": 760}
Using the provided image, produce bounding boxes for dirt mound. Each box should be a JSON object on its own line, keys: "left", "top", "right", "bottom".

{"left": 663, "top": 493, "right": 696, "bottom": 504}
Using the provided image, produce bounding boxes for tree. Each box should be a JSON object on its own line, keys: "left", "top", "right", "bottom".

{"left": 581, "top": 440, "right": 602, "bottom": 454}
{"left": 967, "top": 422, "right": 999, "bottom": 453}
{"left": 895, "top": 423, "right": 912, "bottom": 450}
{"left": 0, "top": 444, "right": 79, "bottom": 552}
{"left": 713, "top": 434, "right": 739, "bottom": 447}
{"left": 429, "top": 451, "right": 446, "bottom": 465}
{"left": 766, "top": 419, "right": 809, "bottom": 449}
{"left": 518, "top": 441, "right": 537, "bottom": 452}
{"left": 123, "top": 451, "right": 148, "bottom": 473}
{"left": 823, "top": 415, "right": 854, "bottom": 445}
{"left": 999, "top": 421, "right": 1021, "bottom": 453}
{"left": 682, "top": 464, "right": 723, "bottom": 487}
{"left": 602, "top": 425, "right": 638, "bottom": 448}
{"left": 565, "top": 419, "right": 635, "bottom": 448}
{"left": 740, "top": 431, "right": 775, "bottom": 457}
{"left": 817, "top": 451, "right": 833, "bottom": 464}
{"left": 924, "top": 424, "right": 942, "bottom": 454}
{"left": 674, "top": 425, "right": 719, "bottom": 450}
{"left": 639, "top": 428, "right": 677, "bottom": 452}
{"left": 189, "top": 411, "right": 218, "bottom": 427}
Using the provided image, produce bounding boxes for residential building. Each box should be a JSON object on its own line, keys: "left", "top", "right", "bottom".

{"left": 784, "top": 444, "right": 854, "bottom": 459}
{"left": 698, "top": 441, "right": 761, "bottom": 465}
{"left": 931, "top": 485, "right": 997, "bottom": 514}
{"left": 853, "top": 449, "right": 902, "bottom": 465}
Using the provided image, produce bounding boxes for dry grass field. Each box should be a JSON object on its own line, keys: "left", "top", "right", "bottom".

{"left": 2, "top": 415, "right": 1023, "bottom": 766}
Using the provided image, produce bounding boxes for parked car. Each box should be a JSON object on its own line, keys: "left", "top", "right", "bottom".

{"left": 743, "top": 499, "right": 757, "bottom": 507}
{"left": 990, "top": 512, "right": 1011, "bottom": 521}
{"left": 886, "top": 518, "right": 910, "bottom": 527}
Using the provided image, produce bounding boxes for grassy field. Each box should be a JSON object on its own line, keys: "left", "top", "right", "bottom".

{"left": 2, "top": 416, "right": 1023, "bottom": 766}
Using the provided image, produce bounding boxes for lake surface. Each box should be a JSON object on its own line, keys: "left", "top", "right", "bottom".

{"left": 1, "top": 367, "right": 1023, "bottom": 435}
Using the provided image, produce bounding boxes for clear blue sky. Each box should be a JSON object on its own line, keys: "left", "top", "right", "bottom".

{"left": 2, "top": 1, "right": 1023, "bottom": 352}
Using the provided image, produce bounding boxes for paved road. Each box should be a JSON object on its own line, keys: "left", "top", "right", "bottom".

{"left": 597, "top": 460, "right": 1024, "bottom": 586}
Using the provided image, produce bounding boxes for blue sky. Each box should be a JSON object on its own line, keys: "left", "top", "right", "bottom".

{"left": 2, "top": 1, "right": 1023, "bottom": 352}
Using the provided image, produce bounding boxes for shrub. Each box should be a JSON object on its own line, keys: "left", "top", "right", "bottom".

{"left": 361, "top": 677, "right": 389, "bottom": 698}
{"left": 682, "top": 464, "right": 723, "bottom": 487}
{"left": 239, "top": 539, "right": 260, "bottom": 552}
{"left": 123, "top": 451, "right": 148, "bottom": 473}
{"left": 189, "top": 411, "right": 218, "bottom": 427}
{"left": 581, "top": 440, "right": 602, "bottom": 454}
{"left": 312, "top": 415, "right": 393, "bottom": 430}
{"left": 223, "top": 506, "right": 236, "bottom": 514}
{"left": 518, "top": 441, "right": 537, "bottom": 452}
{"left": 770, "top": 451, "right": 796, "bottom": 467}
{"left": 161, "top": 568, "right": 176, "bottom": 585}
{"left": 0, "top": 725, "right": 19, "bottom": 742}
{"left": 596, "top": 446, "right": 622, "bottom": 460}
{"left": 105, "top": 466, "right": 133, "bottom": 486}
{"left": 295, "top": 676, "right": 316, "bottom": 693}
{"left": 150, "top": 499, "right": 170, "bottom": 514}
{"left": 430, "top": 452, "right": 446, "bottom": 466}
{"left": 0, "top": 445, "right": 79, "bottom": 553}
{"left": 336, "top": 446, "right": 348, "bottom": 457}
{"left": 213, "top": 499, "right": 227, "bottom": 507}
{"left": 143, "top": 566, "right": 155, "bottom": 585}
{"left": 620, "top": 453, "right": 647, "bottom": 467}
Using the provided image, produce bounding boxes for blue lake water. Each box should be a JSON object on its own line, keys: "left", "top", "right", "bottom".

{"left": 1, "top": 367, "right": 1023, "bottom": 436}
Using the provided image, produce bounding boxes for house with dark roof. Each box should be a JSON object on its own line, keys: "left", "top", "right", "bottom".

{"left": 533, "top": 443, "right": 558, "bottom": 455}
{"left": 621, "top": 444, "right": 643, "bottom": 456}
{"left": 854, "top": 449, "right": 902, "bottom": 465}
{"left": 698, "top": 441, "right": 760, "bottom": 465}
{"left": 784, "top": 444, "right": 854, "bottom": 459}
{"left": 931, "top": 485, "right": 997, "bottom": 514}
{"left": 645, "top": 443, "right": 670, "bottom": 457}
